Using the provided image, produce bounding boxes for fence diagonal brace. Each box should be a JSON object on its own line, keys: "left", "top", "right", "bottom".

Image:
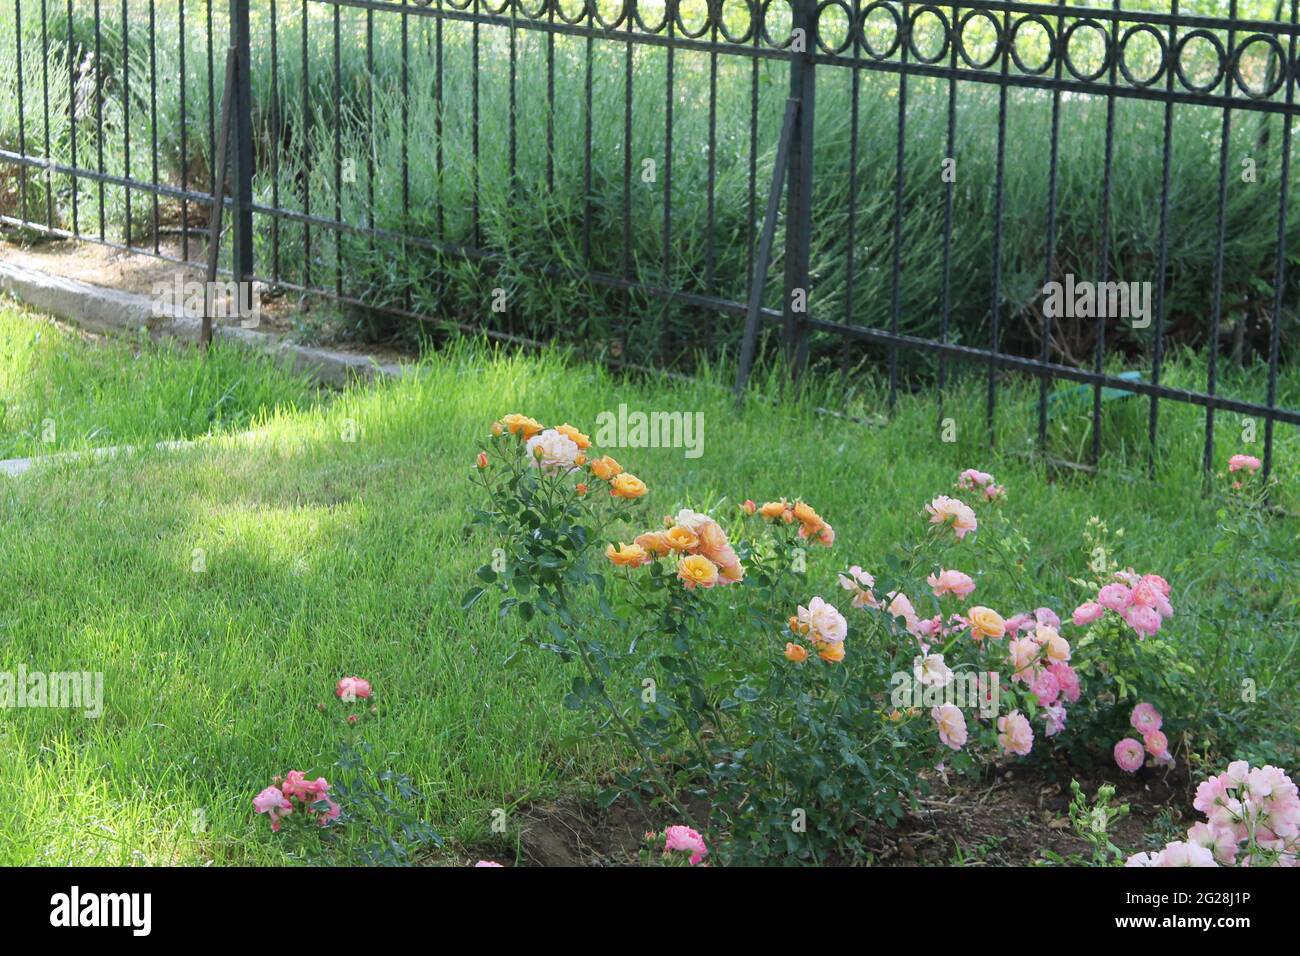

{"left": 734, "top": 96, "right": 800, "bottom": 403}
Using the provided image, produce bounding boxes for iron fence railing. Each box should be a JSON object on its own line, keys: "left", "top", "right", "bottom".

{"left": 2, "top": 0, "right": 1299, "bottom": 478}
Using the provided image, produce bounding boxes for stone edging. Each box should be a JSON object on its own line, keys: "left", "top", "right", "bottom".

{"left": 0, "top": 261, "right": 406, "bottom": 387}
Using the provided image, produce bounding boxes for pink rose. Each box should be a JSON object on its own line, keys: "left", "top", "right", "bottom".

{"left": 336, "top": 676, "right": 373, "bottom": 702}
{"left": 1097, "top": 583, "right": 1131, "bottom": 612}
{"left": 1143, "top": 730, "right": 1169, "bottom": 758}
{"left": 997, "top": 711, "right": 1034, "bottom": 757}
{"left": 956, "top": 469, "right": 994, "bottom": 490}
{"left": 1114, "top": 737, "right": 1145, "bottom": 773}
{"left": 924, "top": 496, "right": 978, "bottom": 540}
{"left": 1034, "top": 607, "right": 1061, "bottom": 629}
{"left": 1228, "top": 454, "right": 1261, "bottom": 474}
{"left": 1072, "top": 601, "right": 1104, "bottom": 626}
{"left": 253, "top": 786, "right": 293, "bottom": 832}
{"left": 1156, "top": 841, "right": 1217, "bottom": 867}
{"left": 1048, "top": 661, "right": 1081, "bottom": 703}
{"left": 1187, "top": 822, "right": 1238, "bottom": 865}
{"left": 1123, "top": 604, "right": 1162, "bottom": 639}
{"left": 474, "top": 860, "right": 504, "bottom": 867}
{"left": 1003, "top": 613, "right": 1034, "bottom": 636}
{"left": 282, "top": 769, "right": 331, "bottom": 803}
{"left": 931, "top": 703, "right": 968, "bottom": 751}
{"left": 1043, "top": 703, "right": 1067, "bottom": 737}
{"left": 1142, "top": 573, "right": 1172, "bottom": 597}
{"left": 1193, "top": 776, "right": 1228, "bottom": 813}
{"left": 1008, "top": 636, "right": 1040, "bottom": 682}
{"left": 1030, "top": 669, "right": 1060, "bottom": 706}
{"left": 927, "top": 568, "right": 976, "bottom": 600}
{"left": 1130, "top": 702, "right": 1163, "bottom": 735}
{"left": 1139, "top": 575, "right": 1174, "bottom": 617}
{"left": 663, "top": 825, "right": 708, "bottom": 865}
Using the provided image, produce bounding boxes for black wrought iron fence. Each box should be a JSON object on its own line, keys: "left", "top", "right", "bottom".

{"left": 1, "top": 0, "right": 1298, "bottom": 479}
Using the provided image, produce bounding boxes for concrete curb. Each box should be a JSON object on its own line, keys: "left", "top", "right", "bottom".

{"left": 0, "top": 438, "right": 196, "bottom": 478}
{"left": 0, "top": 261, "right": 407, "bottom": 386}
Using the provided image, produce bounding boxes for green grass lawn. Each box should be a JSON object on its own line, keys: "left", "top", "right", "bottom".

{"left": 0, "top": 303, "right": 1296, "bottom": 865}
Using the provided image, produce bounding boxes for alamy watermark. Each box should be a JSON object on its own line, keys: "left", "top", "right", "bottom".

{"left": 593, "top": 404, "right": 704, "bottom": 459}
{"left": 1043, "top": 273, "right": 1152, "bottom": 329}
{"left": 151, "top": 275, "right": 261, "bottom": 329}
{"left": 50, "top": 886, "right": 151, "bottom": 936}
{"left": 890, "top": 670, "right": 1000, "bottom": 719}
{"left": 0, "top": 666, "right": 103, "bottom": 718}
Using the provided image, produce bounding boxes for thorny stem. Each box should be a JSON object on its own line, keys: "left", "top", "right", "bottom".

{"left": 574, "top": 637, "right": 699, "bottom": 832}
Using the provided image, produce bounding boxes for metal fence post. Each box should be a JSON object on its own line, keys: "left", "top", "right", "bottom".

{"left": 229, "top": 0, "right": 254, "bottom": 284}
{"left": 782, "top": 0, "right": 817, "bottom": 379}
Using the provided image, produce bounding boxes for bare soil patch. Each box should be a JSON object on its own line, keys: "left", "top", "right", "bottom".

{"left": 466, "top": 763, "right": 1185, "bottom": 867}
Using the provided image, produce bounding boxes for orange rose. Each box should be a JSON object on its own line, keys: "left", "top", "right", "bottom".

{"left": 606, "top": 542, "right": 649, "bottom": 567}
{"left": 576, "top": 482, "right": 588, "bottom": 497}
{"left": 793, "top": 501, "right": 821, "bottom": 528}
{"left": 695, "top": 520, "right": 728, "bottom": 557}
{"left": 759, "top": 500, "right": 787, "bottom": 520}
{"left": 784, "top": 642, "right": 808, "bottom": 663}
{"left": 589, "top": 456, "right": 623, "bottom": 481}
{"left": 610, "top": 473, "right": 647, "bottom": 499}
{"left": 555, "top": 423, "right": 591, "bottom": 449}
{"left": 816, "top": 640, "right": 845, "bottom": 663}
{"left": 717, "top": 561, "right": 745, "bottom": 585}
{"left": 741, "top": 499, "right": 757, "bottom": 515}
{"left": 634, "top": 531, "right": 673, "bottom": 556}
{"left": 664, "top": 525, "right": 700, "bottom": 552}
{"left": 500, "top": 413, "right": 543, "bottom": 440}
{"left": 676, "top": 554, "right": 719, "bottom": 589}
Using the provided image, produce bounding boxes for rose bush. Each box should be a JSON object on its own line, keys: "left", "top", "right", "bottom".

{"left": 252, "top": 677, "right": 441, "bottom": 865}
{"left": 469, "top": 415, "right": 1271, "bottom": 864}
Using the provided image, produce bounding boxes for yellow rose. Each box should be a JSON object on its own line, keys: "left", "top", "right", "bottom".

{"left": 634, "top": 531, "right": 673, "bottom": 556}
{"left": 676, "top": 554, "right": 718, "bottom": 590}
{"left": 491, "top": 421, "right": 504, "bottom": 437}
{"left": 606, "top": 542, "right": 649, "bottom": 567}
{"left": 501, "top": 413, "right": 543, "bottom": 440}
{"left": 555, "top": 423, "right": 591, "bottom": 449}
{"left": 967, "top": 606, "right": 1006, "bottom": 641}
{"left": 664, "top": 525, "right": 700, "bottom": 552}
{"left": 610, "top": 473, "right": 647, "bottom": 499}
{"left": 589, "top": 456, "right": 623, "bottom": 481}
{"left": 784, "top": 642, "right": 808, "bottom": 663}
{"left": 1045, "top": 633, "right": 1071, "bottom": 663}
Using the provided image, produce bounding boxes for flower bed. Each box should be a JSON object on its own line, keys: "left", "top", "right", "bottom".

{"left": 454, "top": 413, "right": 1295, "bottom": 866}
